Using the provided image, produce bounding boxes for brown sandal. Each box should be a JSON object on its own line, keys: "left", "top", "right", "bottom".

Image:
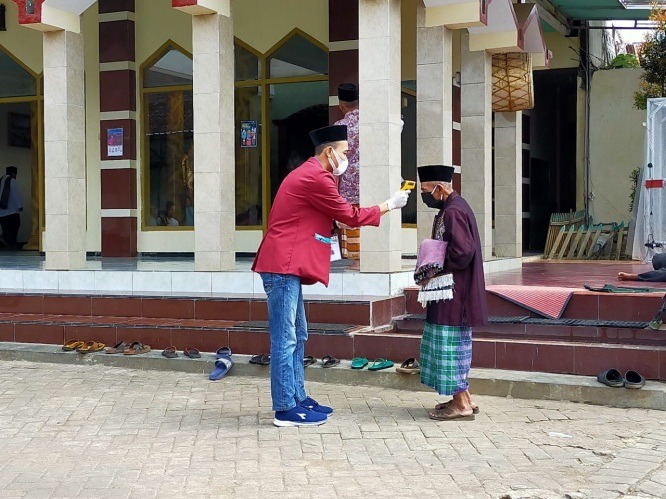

{"left": 105, "top": 341, "right": 127, "bottom": 354}
{"left": 77, "top": 341, "right": 105, "bottom": 354}
{"left": 123, "top": 342, "right": 151, "bottom": 355}
{"left": 428, "top": 406, "right": 475, "bottom": 421}
{"left": 62, "top": 339, "right": 84, "bottom": 352}
{"left": 436, "top": 400, "right": 480, "bottom": 414}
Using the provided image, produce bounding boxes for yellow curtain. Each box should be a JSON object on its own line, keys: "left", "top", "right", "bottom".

{"left": 167, "top": 92, "right": 185, "bottom": 224}
{"left": 23, "top": 101, "right": 40, "bottom": 251}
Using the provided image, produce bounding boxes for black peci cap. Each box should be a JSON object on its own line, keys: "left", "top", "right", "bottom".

{"left": 337, "top": 83, "right": 358, "bottom": 102}
{"left": 417, "top": 165, "right": 455, "bottom": 183}
{"left": 309, "top": 125, "right": 348, "bottom": 147}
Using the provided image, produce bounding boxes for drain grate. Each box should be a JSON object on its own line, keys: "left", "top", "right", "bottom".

{"left": 488, "top": 316, "right": 649, "bottom": 329}
{"left": 236, "top": 321, "right": 356, "bottom": 333}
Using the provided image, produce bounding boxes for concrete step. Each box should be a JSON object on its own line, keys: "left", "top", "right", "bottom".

{"left": 0, "top": 291, "right": 406, "bottom": 328}
{"left": 404, "top": 287, "right": 666, "bottom": 322}
{"left": 1, "top": 341, "right": 663, "bottom": 411}
{"left": 394, "top": 314, "right": 665, "bottom": 346}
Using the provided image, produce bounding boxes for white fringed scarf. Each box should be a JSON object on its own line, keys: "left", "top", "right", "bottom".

{"left": 417, "top": 272, "right": 454, "bottom": 308}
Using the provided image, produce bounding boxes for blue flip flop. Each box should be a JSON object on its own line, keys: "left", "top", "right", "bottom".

{"left": 209, "top": 357, "right": 233, "bottom": 381}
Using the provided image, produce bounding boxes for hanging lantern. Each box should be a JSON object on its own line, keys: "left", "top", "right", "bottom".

{"left": 492, "top": 52, "right": 534, "bottom": 112}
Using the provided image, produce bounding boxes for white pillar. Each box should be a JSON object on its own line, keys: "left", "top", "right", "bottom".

{"left": 494, "top": 111, "right": 522, "bottom": 258}
{"left": 460, "top": 32, "right": 492, "bottom": 259}
{"left": 359, "top": 0, "right": 403, "bottom": 272}
{"left": 43, "top": 30, "right": 87, "bottom": 270}
{"left": 192, "top": 13, "right": 235, "bottom": 271}
{"left": 416, "top": 2, "right": 453, "bottom": 245}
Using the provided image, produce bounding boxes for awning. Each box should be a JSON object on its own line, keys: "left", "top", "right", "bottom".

{"left": 547, "top": 0, "right": 655, "bottom": 22}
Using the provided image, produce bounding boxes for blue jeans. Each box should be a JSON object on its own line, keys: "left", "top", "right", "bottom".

{"left": 260, "top": 273, "right": 308, "bottom": 411}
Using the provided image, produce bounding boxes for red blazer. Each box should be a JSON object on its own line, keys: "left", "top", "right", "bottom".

{"left": 252, "top": 157, "right": 381, "bottom": 286}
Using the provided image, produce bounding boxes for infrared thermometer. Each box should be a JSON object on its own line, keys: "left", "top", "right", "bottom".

{"left": 401, "top": 180, "right": 416, "bottom": 191}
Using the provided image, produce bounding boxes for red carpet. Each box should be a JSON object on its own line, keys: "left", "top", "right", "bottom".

{"left": 486, "top": 285, "right": 579, "bottom": 319}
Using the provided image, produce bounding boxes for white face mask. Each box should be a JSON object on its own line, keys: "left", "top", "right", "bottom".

{"left": 328, "top": 148, "right": 349, "bottom": 176}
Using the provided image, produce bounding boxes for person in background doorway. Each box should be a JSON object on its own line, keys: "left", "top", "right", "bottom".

{"left": 147, "top": 205, "right": 159, "bottom": 226}
{"left": 334, "top": 83, "right": 361, "bottom": 268}
{"left": 0, "top": 166, "right": 23, "bottom": 250}
{"left": 165, "top": 202, "right": 179, "bottom": 226}
{"left": 253, "top": 124, "right": 410, "bottom": 427}
{"left": 417, "top": 165, "right": 488, "bottom": 421}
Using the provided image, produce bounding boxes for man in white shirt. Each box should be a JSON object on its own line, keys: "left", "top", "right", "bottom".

{"left": 0, "top": 166, "right": 23, "bottom": 249}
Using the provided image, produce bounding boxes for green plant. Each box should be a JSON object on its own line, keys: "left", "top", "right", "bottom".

{"left": 629, "top": 166, "right": 641, "bottom": 212}
{"left": 634, "top": 8, "right": 666, "bottom": 110}
{"left": 610, "top": 53, "right": 640, "bottom": 68}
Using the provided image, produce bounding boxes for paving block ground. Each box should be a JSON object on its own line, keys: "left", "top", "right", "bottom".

{"left": 0, "top": 360, "right": 664, "bottom": 499}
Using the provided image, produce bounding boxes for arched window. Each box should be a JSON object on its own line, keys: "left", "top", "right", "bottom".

{"left": 234, "top": 31, "right": 329, "bottom": 228}
{"left": 267, "top": 31, "right": 328, "bottom": 79}
{"left": 141, "top": 42, "right": 194, "bottom": 229}
{"left": 265, "top": 30, "right": 329, "bottom": 203}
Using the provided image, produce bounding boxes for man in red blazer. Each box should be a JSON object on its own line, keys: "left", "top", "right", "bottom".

{"left": 253, "top": 125, "right": 411, "bottom": 427}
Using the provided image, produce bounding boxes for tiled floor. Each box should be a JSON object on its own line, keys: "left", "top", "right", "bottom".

{"left": 485, "top": 260, "right": 666, "bottom": 290}
{"left": 0, "top": 251, "right": 416, "bottom": 272}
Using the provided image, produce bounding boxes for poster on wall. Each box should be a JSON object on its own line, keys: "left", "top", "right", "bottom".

{"left": 107, "top": 128, "right": 124, "bottom": 157}
{"left": 240, "top": 121, "right": 258, "bottom": 148}
{"left": 8, "top": 113, "right": 31, "bottom": 149}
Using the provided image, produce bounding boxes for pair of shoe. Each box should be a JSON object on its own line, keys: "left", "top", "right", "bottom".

{"left": 273, "top": 397, "right": 333, "bottom": 427}
{"left": 161, "top": 346, "right": 201, "bottom": 358}
{"left": 209, "top": 347, "right": 233, "bottom": 381}
{"left": 62, "top": 339, "right": 105, "bottom": 354}
{"left": 249, "top": 354, "right": 270, "bottom": 365}
{"left": 597, "top": 369, "right": 646, "bottom": 389}
{"left": 106, "top": 341, "right": 151, "bottom": 355}
{"left": 351, "top": 357, "right": 394, "bottom": 371}
{"left": 303, "top": 355, "right": 340, "bottom": 368}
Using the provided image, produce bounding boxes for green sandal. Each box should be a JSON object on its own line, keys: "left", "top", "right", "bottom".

{"left": 351, "top": 357, "right": 368, "bottom": 369}
{"left": 368, "top": 358, "right": 394, "bottom": 371}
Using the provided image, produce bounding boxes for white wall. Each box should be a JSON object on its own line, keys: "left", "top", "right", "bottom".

{"left": 588, "top": 68, "right": 645, "bottom": 224}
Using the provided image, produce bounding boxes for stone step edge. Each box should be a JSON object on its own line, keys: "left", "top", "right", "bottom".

{"left": 1, "top": 342, "right": 664, "bottom": 411}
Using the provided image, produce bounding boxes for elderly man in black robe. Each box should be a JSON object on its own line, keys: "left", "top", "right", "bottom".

{"left": 416, "top": 165, "right": 488, "bottom": 421}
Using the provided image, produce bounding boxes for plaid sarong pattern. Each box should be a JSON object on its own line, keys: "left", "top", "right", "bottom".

{"left": 420, "top": 322, "right": 473, "bottom": 396}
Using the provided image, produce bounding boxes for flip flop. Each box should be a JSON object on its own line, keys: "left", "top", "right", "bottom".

{"left": 77, "top": 341, "right": 105, "bottom": 354}
{"left": 428, "top": 406, "right": 475, "bottom": 421}
{"left": 624, "top": 370, "right": 645, "bottom": 389}
{"left": 396, "top": 357, "right": 420, "bottom": 374}
{"left": 303, "top": 356, "right": 317, "bottom": 367}
{"left": 436, "top": 400, "right": 480, "bottom": 415}
{"left": 216, "top": 347, "right": 232, "bottom": 358}
{"left": 161, "top": 346, "right": 178, "bottom": 359}
{"left": 62, "top": 339, "right": 84, "bottom": 352}
{"left": 351, "top": 357, "right": 369, "bottom": 369}
{"left": 249, "top": 354, "right": 270, "bottom": 365}
{"left": 368, "top": 358, "right": 394, "bottom": 371}
{"left": 597, "top": 368, "right": 624, "bottom": 387}
{"left": 123, "top": 342, "right": 151, "bottom": 355}
{"left": 105, "top": 341, "right": 127, "bottom": 354}
{"left": 322, "top": 355, "right": 340, "bottom": 368}
{"left": 209, "top": 357, "right": 233, "bottom": 381}
{"left": 183, "top": 347, "right": 201, "bottom": 359}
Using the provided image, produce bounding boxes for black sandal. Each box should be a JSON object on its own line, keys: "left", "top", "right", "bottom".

{"left": 321, "top": 355, "right": 340, "bottom": 368}
{"left": 303, "top": 356, "right": 317, "bottom": 367}
{"left": 250, "top": 354, "right": 270, "bottom": 365}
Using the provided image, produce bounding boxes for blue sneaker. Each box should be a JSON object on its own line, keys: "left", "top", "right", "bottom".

{"left": 274, "top": 406, "right": 327, "bottom": 427}
{"left": 300, "top": 396, "right": 333, "bottom": 415}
